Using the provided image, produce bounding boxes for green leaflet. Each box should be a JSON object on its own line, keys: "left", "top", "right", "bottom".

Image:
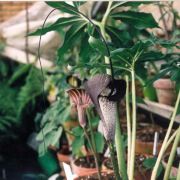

{"left": 111, "top": 11, "right": 158, "bottom": 30}
{"left": 29, "top": 16, "right": 85, "bottom": 36}
{"left": 58, "top": 21, "right": 87, "bottom": 59}
{"left": 46, "top": 2, "right": 80, "bottom": 15}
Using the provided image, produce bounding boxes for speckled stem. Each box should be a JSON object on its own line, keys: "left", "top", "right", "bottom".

{"left": 115, "top": 103, "right": 128, "bottom": 180}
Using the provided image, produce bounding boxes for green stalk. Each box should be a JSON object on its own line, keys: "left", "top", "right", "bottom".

{"left": 115, "top": 103, "right": 128, "bottom": 180}
{"left": 177, "top": 163, "right": 180, "bottom": 180}
{"left": 164, "top": 127, "right": 180, "bottom": 180}
{"left": 129, "top": 70, "right": 137, "bottom": 180}
{"left": 151, "top": 90, "right": 180, "bottom": 180}
{"left": 86, "top": 109, "right": 97, "bottom": 154}
{"left": 165, "top": 128, "right": 178, "bottom": 151}
{"left": 107, "top": 141, "right": 121, "bottom": 180}
{"left": 83, "top": 128, "right": 102, "bottom": 180}
{"left": 100, "top": 1, "right": 112, "bottom": 75}
{"left": 125, "top": 75, "right": 132, "bottom": 177}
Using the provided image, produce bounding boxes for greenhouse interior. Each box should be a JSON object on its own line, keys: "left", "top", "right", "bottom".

{"left": 0, "top": 1, "right": 179, "bottom": 180}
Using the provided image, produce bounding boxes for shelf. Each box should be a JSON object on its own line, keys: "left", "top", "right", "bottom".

{"left": 1, "top": 46, "right": 54, "bottom": 69}
{"left": 138, "top": 99, "right": 180, "bottom": 124}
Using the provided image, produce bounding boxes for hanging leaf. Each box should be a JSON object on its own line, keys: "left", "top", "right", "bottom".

{"left": 72, "top": 126, "right": 84, "bottom": 136}
{"left": 71, "top": 135, "right": 84, "bottom": 155}
{"left": 110, "top": 1, "right": 152, "bottom": 11}
{"left": 58, "top": 21, "right": 87, "bottom": 59}
{"left": 94, "top": 132, "right": 105, "bottom": 153}
{"left": 106, "top": 26, "right": 132, "bottom": 47}
{"left": 29, "top": 16, "right": 85, "bottom": 36}
{"left": 146, "top": 67, "right": 174, "bottom": 86}
{"left": 73, "top": 1, "right": 86, "bottom": 8}
{"left": 88, "top": 36, "right": 108, "bottom": 56}
{"left": 46, "top": 2, "right": 80, "bottom": 15}
{"left": 139, "top": 51, "right": 165, "bottom": 62}
{"left": 111, "top": 11, "right": 158, "bottom": 30}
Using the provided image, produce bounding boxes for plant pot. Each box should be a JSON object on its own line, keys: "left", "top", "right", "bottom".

{"left": 71, "top": 156, "right": 98, "bottom": 177}
{"left": 74, "top": 172, "right": 115, "bottom": 180}
{"left": 57, "top": 152, "right": 71, "bottom": 164}
{"left": 162, "top": 153, "right": 179, "bottom": 177}
{"left": 135, "top": 126, "right": 172, "bottom": 155}
{"left": 135, "top": 139, "right": 162, "bottom": 155}
{"left": 101, "top": 155, "right": 151, "bottom": 180}
{"left": 153, "top": 78, "right": 176, "bottom": 106}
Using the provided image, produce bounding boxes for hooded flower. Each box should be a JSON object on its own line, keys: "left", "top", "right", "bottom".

{"left": 67, "top": 89, "right": 92, "bottom": 128}
{"left": 84, "top": 74, "right": 126, "bottom": 141}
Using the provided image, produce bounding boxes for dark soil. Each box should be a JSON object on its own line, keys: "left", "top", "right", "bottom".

{"left": 136, "top": 125, "right": 166, "bottom": 142}
{"left": 103, "top": 154, "right": 147, "bottom": 170}
{"left": 74, "top": 156, "right": 99, "bottom": 168}
{"left": 75, "top": 172, "right": 115, "bottom": 180}
{"left": 103, "top": 158, "right": 113, "bottom": 170}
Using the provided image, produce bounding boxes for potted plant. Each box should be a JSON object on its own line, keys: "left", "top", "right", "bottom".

{"left": 31, "top": 1, "right": 180, "bottom": 179}
{"left": 153, "top": 77, "right": 176, "bottom": 106}
{"left": 67, "top": 88, "right": 105, "bottom": 179}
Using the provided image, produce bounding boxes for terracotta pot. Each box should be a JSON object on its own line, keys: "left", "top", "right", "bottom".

{"left": 162, "top": 154, "right": 178, "bottom": 177}
{"left": 153, "top": 78, "right": 176, "bottom": 106}
{"left": 71, "top": 156, "right": 98, "bottom": 177}
{"left": 135, "top": 139, "right": 162, "bottom": 155}
{"left": 57, "top": 152, "right": 71, "bottom": 164}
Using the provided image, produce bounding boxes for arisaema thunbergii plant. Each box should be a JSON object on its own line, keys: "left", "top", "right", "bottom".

{"left": 30, "top": 1, "right": 180, "bottom": 180}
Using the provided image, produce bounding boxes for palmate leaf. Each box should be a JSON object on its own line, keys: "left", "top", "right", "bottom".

{"left": 73, "top": 1, "right": 86, "bottom": 8}
{"left": 139, "top": 51, "right": 165, "bottom": 62}
{"left": 46, "top": 1, "right": 80, "bottom": 15}
{"left": 72, "top": 135, "right": 84, "bottom": 155}
{"left": 94, "top": 132, "right": 105, "bottom": 153}
{"left": 110, "top": 1, "right": 152, "bottom": 11}
{"left": 146, "top": 67, "right": 174, "bottom": 86}
{"left": 58, "top": 21, "right": 87, "bottom": 59}
{"left": 88, "top": 36, "right": 108, "bottom": 56}
{"left": 111, "top": 11, "right": 158, "bottom": 30}
{"left": 29, "top": 16, "right": 85, "bottom": 36}
{"left": 106, "top": 26, "right": 132, "bottom": 47}
{"left": 38, "top": 126, "right": 63, "bottom": 156}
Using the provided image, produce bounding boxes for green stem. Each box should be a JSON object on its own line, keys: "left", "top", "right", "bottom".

{"left": 100, "top": 1, "right": 112, "bottom": 75}
{"left": 164, "top": 127, "right": 180, "bottom": 180}
{"left": 107, "top": 141, "right": 121, "bottom": 180}
{"left": 125, "top": 75, "right": 132, "bottom": 177}
{"left": 165, "top": 128, "right": 178, "bottom": 151}
{"left": 151, "top": 90, "right": 180, "bottom": 180}
{"left": 86, "top": 109, "right": 97, "bottom": 154}
{"left": 101, "top": 1, "right": 112, "bottom": 26}
{"left": 129, "top": 70, "right": 137, "bottom": 180}
{"left": 177, "top": 163, "right": 180, "bottom": 180}
{"left": 115, "top": 102, "right": 128, "bottom": 180}
{"left": 86, "top": 109, "right": 102, "bottom": 179}
{"left": 83, "top": 128, "right": 102, "bottom": 180}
